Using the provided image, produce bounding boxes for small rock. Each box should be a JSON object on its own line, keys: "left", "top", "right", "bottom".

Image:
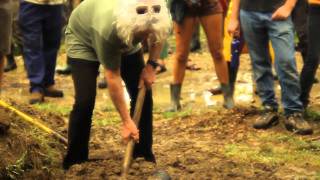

{"left": 149, "top": 170, "right": 171, "bottom": 180}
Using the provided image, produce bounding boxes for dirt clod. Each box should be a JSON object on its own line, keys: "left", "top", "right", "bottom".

{"left": 0, "top": 109, "right": 10, "bottom": 135}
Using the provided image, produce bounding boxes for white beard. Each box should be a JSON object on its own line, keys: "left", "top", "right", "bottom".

{"left": 113, "top": 0, "right": 172, "bottom": 48}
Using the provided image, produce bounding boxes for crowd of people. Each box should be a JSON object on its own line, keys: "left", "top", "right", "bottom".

{"left": 0, "top": 0, "right": 319, "bottom": 171}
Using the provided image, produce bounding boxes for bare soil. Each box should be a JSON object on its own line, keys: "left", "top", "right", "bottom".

{"left": 0, "top": 50, "right": 319, "bottom": 179}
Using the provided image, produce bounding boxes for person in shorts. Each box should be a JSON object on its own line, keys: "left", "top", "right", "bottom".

{"left": 168, "top": 0, "right": 234, "bottom": 111}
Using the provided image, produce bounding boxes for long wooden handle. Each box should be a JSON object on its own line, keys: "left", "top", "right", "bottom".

{"left": 121, "top": 86, "right": 147, "bottom": 178}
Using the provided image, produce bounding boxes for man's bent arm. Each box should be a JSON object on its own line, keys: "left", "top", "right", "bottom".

{"left": 105, "top": 68, "right": 131, "bottom": 123}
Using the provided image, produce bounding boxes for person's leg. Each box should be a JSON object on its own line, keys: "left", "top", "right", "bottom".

{"left": 200, "top": 14, "right": 228, "bottom": 84}
{"left": 240, "top": 11, "right": 278, "bottom": 108}
{"left": 4, "top": 44, "right": 17, "bottom": 72}
{"left": 172, "top": 17, "right": 196, "bottom": 84}
{"left": 120, "top": 50, "right": 155, "bottom": 162}
{"left": 268, "top": 15, "right": 312, "bottom": 135}
{"left": 300, "top": 6, "right": 320, "bottom": 107}
{"left": 240, "top": 10, "right": 279, "bottom": 129}
{"left": 200, "top": 13, "right": 234, "bottom": 108}
{"left": 63, "top": 58, "right": 99, "bottom": 170}
{"left": 43, "top": 4, "right": 63, "bottom": 97}
{"left": 19, "top": 2, "right": 45, "bottom": 103}
{"left": 56, "top": 0, "right": 77, "bottom": 76}
{"left": 170, "top": 17, "right": 196, "bottom": 111}
{"left": 267, "top": 17, "right": 303, "bottom": 115}
{"left": 292, "top": 0, "right": 308, "bottom": 63}
{"left": 209, "top": 37, "right": 244, "bottom": 95}
{"left": 0, "top": 0, "right": 13, "bottom": 88}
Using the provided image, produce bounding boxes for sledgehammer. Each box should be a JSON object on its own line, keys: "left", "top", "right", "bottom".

{"left": 121, "top": 85, "right": 146, "bottom": 178}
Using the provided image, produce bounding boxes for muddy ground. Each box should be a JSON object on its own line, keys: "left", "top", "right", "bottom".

{"left": 1, "top": 46, "right": 320, "bottom": 179}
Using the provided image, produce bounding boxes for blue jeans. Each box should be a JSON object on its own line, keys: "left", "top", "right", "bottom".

{"left": 240, "top": 10, "right": 303, "bottom": 115}
{"left": 19, "top": 1, "right": 62, "bottom": 93}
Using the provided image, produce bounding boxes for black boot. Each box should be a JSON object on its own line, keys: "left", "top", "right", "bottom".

{"left": 168, "top": 84, "right": 182, "bottom": 112}
{"left": 221, "top": 83, "right": 234, "bottom": 109}
{"left": 56, "top": 65, "right": 72, "bottom": 75}
{"left": 4, "top": 53, "right": 17, "bottom": 72}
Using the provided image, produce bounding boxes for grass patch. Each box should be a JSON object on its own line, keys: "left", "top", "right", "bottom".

{"left": 5, "top": 151, "right": 27, "bottom": 179}
{"left": 33, "top": 103, "right": 71, "bottom": 116}
{"left": 95, "top": 116, "right": 120, "bottom": 126}
{"left": 256, "top": 133, "right": 320, "bottom": 153}
{"left": 304, "top": 109, "right": 320, "bottom": 121}
{"left": 161, "top": 108, "right": 193, "bottom": 119}
{"left": 2, "top": 120, "right": 64, "bottom": 179}
{"left": 27, "top": 127, "right": 62, "bottom": 167}
{"left": 224, "top": 132, "right": 320, "bottom": 169}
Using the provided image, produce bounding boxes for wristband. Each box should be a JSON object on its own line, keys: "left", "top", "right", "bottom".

{"left": 146, "top": 60, "right": 160, "bottom": 69}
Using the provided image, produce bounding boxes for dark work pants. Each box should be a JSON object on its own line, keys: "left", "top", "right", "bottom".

{"left": 300, "top": 6, "right": 320, "bottom": 107}
{"left": 19, "top": 1, "right": 62, "bottom": 93}
{"left": 63, "top": 50, "right": 153, "bottom": 167}
{"left": 292, "top": 0, "right": 309, "bottom": 62}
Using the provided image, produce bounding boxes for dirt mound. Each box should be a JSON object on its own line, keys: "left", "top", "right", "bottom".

{"left": 63, "top": 108, "right": 277, "bottom": 179}
{"left": 0, "top": 107, "right": 65, "bottom": 179}
{"left": 1, "top": 101, "right": 319, "bottom": 179}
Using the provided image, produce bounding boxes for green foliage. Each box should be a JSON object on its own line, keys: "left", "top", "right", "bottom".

{"left": 5, "top": 151, "right": 27, "bottom": 180}
{"left": 304, "top": 109, "right": 320, "bottom": 121}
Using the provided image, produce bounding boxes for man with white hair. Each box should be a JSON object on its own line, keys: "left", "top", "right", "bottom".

{"left": 62, "top": 0, "right": 171, "bottom": 170}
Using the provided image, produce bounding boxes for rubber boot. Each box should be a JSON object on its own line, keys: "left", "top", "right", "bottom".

{"left": 221, "top": 83, "right": 234, "bottom": 109}
{"left": 169, "top": 84, "right": 182, "bottom": 112}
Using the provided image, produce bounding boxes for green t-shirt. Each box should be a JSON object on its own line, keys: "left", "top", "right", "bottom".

{"left": 66, "top": 0, "right": 141, "bottom": 70}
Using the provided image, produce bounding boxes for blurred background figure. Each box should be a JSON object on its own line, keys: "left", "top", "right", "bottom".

{"left": 56, "top": 0, "right": 83, "bottom": 75}
{"left": 168, "top": 0, "right": 234, "bottom": 111}
{"left": 300, "top": 0, "right": 320, "bottom": 108}
{"left": 19, "top": 0, "right": 64, "bottom": 104}
{"left": 0, "top": 0, "right": 13, "bottom": 90}
{"left": 4, "top": 0, "right": 22, "bottom": 73}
